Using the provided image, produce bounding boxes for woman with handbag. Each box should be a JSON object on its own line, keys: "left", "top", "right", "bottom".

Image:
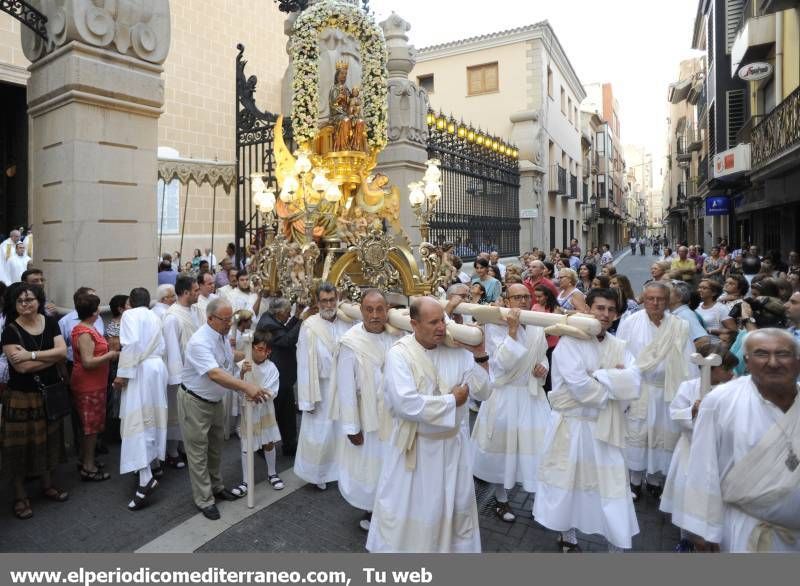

{"left": 71, "top": 293, "right": 118, "bottom": 481}
{"left": 1, "top": 283, "right": 69, "bottom": 519}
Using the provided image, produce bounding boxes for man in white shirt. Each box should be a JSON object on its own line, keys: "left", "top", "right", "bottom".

{"left": 152, "top": 284, "right": 176, "bottom": 320}
{"left": 226, "top": 270, "right": 262, "bottom": 316}
{"left": 202, "top": 247, "right": 218, "bottom": 271}
{"left": 489, "top": 251, "right": 507, "bottom": 280}
{"left": 216, "top": 267, "right": 239, "bottom": 302}
{"left": 5, "top": 241, "right": 31, "bottom": 283}
{"left": 179, "top": 297, "right": 268, "bottom": 520}
{"left": 600, "top": 244, "right": 614, "bottom": 266}
{"left": 0, "top": 229, "right": 23, "bottom": 284}
{"left": 195, "top": 272, "right": 218, "bottom": 317}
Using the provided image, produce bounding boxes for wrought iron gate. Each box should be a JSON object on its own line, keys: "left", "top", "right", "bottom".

{"left": 234, "top": 44, "right": 292, "bottom": 265}
{"left": 426, "top": 115, "right": 520, "bottom": 261}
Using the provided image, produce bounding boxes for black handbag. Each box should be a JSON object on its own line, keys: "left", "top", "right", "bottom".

{"left": 35, "top": 375, "right": 71, "bottom": 422}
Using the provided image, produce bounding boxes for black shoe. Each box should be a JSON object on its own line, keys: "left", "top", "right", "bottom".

{"left": 646, "top": 482, "right": 663, "bottom": 499}
{"left": 557, "top": 539, "right": 582, "bottom": 553}
{"left": 213, "top": 488, "right": 241, "bottom": 502}
{"left": 630, "top": 483, "right": 642, "bottom": 501}
{"left": 199, "top": 504, "right": 220, "bottom": 520}
{"left": 95, "top": 442, "right": 109, "bottom": 455}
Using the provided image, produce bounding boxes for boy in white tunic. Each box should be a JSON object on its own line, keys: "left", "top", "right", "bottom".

{"left": 334, "top": 290, "right": 398, "bottom": 532}
{"left": 660, "top": 343, "right": 738, "bottom": 551}
{"left": 294, "top": 283, "right": 351, "bottom": 489}
{"left": 162, "top": 276, "right": 200, "bottom": 468}
{"left": 534, "top": 288, "right": 642, "bottom": 552}
{"left": 616, "top": 281, "right": 698, "bottom": 499}
{"left": 471, "top": 283, "right": 551, "bottom": 522}
{"left": 683, "top": 329, "right": 800, "bottom": 553}
{"left": 235, "top": 329, "right": 283, "bottom": 495}
{"left": 113, "top": 288, "right": 169, "bottom": 510}
{"left": 366, "top": 297, "right": 491, "bottom": 553}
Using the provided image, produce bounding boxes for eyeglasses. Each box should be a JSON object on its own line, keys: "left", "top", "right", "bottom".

{"left": 16, "top": 297, "right": 37, "bottom": 305}
{"left": 210, "top": 314, "right": 232, "bottom": 324}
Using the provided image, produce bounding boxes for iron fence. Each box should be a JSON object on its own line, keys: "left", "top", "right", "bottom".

{"left": 426, "top": 121, "right": 520, "bottom": 261}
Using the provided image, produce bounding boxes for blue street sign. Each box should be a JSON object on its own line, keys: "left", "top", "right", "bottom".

{"left": 706, "top": 196, "right": 730, "bottom": 216}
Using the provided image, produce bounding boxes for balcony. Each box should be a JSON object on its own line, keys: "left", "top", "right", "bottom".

{"left": 752, "top": 85, "right": 800, "bottom": 171}
{"left": 686, "top": 124, "right": 702, "bottom": 152}
{"left": 676, "top": 137, "right": 692, "bottom": 164}
{"left": 731, "top": 9, "right": 776, "bottom": 78}
{"left": 582, "top": 181, "right": 589, "bottom": 204}
{"left": 548, "top": 165, "right": 567, "bottom": 195}
{"left": 761, "top": 0, "right": 800, "bottom": 14}
{"left": 569, "top": 174, "right": 578, "bottom": 199}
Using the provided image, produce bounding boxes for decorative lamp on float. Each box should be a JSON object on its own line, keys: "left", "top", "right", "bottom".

{"left": 311, "top": 168, "right": 330, "bottom": 195}
{"left": 324, "top": 181, "right": 343, "bottom": 203}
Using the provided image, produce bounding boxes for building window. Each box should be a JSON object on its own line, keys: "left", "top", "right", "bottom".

{"left": 568, "top": 97, "right": 573, "bottom": 124}
{"left": 417, "top": 74, "right": 434, "bottom": 94}
{"left": 708, "top": 103, "right": 716, "bottom": 155}
{"left": 573, "top": 106, "right": 578, "bottom": 128}
{"left": 560, "top": 87, "right": 566, "bottom": 115}
{"left": 562, "top": 218, "right": 568, "bottom": 250}
{"left": 726, "top": 89, "right": 746, "bottom": 148}
{"left": 725, "top": 0, "right": 746, "bottom": 54}
{"left": 467, "top": 62, "right": 499, "bottom": 96}
{"left": 156, "top": 178, "right": 180, "bottom": 235}
{"left": 708, "top": 9, "right": 715, "bottom": 66}
{"left": 550, "top": 216, "right": 556, "bottom": 251}
{"left": 547, "top": 66, "right": 554, "bottom": 98}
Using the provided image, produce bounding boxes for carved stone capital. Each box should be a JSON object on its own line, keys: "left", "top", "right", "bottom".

{"left": 380, "top": 12, "right": 414, "bottom": 77}
{"left": 22, "top": 0, "right": 171, "bottom": 65}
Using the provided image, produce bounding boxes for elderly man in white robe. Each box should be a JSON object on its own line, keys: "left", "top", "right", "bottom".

{"left": 616, "top": 281, "right": 698, "bottom": 500}
{"left": 534, "top": 288, "right": 642, "bottom": 552}
{"left": 152, "top": 284, "right": 176, "bottom": 319}
{"left": 333, "top": 289, "right": 397, "bottom": 532}
{"left": 5, "top": 241, "right": 31, "bottom": 284}
{"left": 0, "top": 229, "right": 23, "bottom": 284}
{"left": 113, "top": 288, "right": 169, "bottom": 511}
{"left": 471, "top": 283, "right": 551, "bottom": 523}
{"left": 366, "top": 297, "right": 491, "bottom": 553}
{"left": 294, "top": 282, "right": 352, "bottom": 489}
{"left": 162, "top": 275, "right": 200, "bottom": 468}
{"left": 683, "top": 329, "right": 800, "bottom": 552}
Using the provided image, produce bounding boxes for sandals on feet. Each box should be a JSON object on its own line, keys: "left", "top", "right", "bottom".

{"left": 268, "top": 475, "right": 285, "bottom": 491}
{"left": 557, "top": 539, "right": 583, "bottom": 553}
{"left": 165, "top": 455, "right": 186, "bottom": 469}
{"left": 230, "top": 483, "right": 248, "bottom": 498}
{"left": 41, "top": 486, "right": 69, "bottom": 502}
{"left": 494, "top": 501, "right": 516, "bottom": 523}
{"left": 151, "top": 465, "right": 165, "bottom": 479}
{"left": 128, "top": 478, "right": 158, "bottom": 511}
{"left": 75, "top": 459, "right": 105, "bottom": 471}
{"left": 13, "top": 498, "right": 33, "bottom": 520}
{"left": 80, "top": 467, "right": 111, "bottom": 482}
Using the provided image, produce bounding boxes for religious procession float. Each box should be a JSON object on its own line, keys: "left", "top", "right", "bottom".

{"left": 245, "top": 0, "right": 599, "bottom": 343}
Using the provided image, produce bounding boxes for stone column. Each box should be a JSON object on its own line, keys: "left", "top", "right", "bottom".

{"left": 22, "top": 1, "right": 170, "bottom": 307}
{"left": 378, "top": 13, "right": 429, "bottom": 246}
{"left": 511, "top": 110, "right": 546, "bottom": 252}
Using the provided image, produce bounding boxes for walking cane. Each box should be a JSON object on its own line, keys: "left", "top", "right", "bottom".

{"left": 241, "top": 331, "right": 256, "bottom": 509}
{"left": 690, "top": 352, "right": 721, "bottom": 398}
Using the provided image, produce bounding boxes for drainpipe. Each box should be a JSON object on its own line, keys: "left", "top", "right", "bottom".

{"left": 776, "top": 10, "right": 784, "bottom": 104}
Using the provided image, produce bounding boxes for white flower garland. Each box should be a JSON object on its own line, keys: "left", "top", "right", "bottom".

{"left": 290, "top": 0, "right": 388, "bottom": 150}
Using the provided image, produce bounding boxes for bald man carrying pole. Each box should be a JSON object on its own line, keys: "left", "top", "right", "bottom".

{"left": 683, "top": 329, "right": 800, "bottom": 552}
{"left": 366, "top": 297, "right": 491, "bottom": 553}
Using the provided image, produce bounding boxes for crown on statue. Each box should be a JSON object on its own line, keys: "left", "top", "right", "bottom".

{"left": 335, "top": 59, "right": 349, "bottom": 72}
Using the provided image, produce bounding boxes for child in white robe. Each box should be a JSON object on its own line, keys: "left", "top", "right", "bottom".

{"left": 233, "top": 329, "right": 284, "bottom": 496}
{"left": 661, "top": 342, "right": 738, "bottom": 551}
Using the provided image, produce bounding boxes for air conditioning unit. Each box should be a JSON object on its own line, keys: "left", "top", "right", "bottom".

{"left": 581, "top": 224, "right": 589, "bottom": 232}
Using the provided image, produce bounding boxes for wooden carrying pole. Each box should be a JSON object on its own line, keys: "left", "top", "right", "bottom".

{"left": 690, "top": 352, "right": 722, "bottom": 398}
{"left": 240, "top": 331, "right": 256, "bottom": 508}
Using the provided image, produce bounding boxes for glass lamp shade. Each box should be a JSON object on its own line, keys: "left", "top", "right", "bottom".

{"left": 261, "top": 190, "right": 276, "bottom": 212}
{"left": 424, "top": 181, "right": 441, "bottom": 199}
{"left": 408, "top": 182, "right": 425, "bottom": 206}
{"left": 324, "top": 182, "right": 342, "bottom": 202}
{"left": 283, "top": 175, "right": 299, "bottom": 194}
{"left": 293, "top": 151, "right": 312, "bottom": 175}
{"left": 279, "top": 186, "right": 293, "bottom": 202}
{"left": 250, "top": 174, "right": 266, "bottom": 194}
{"left": 423, "top": 163, "right": 442, "bottom": 184}
{"left": 252, "top": 190, "right": 265, "bottom": 209}
{"left": 311, "top": 169, "right": 329, "bottom": 193}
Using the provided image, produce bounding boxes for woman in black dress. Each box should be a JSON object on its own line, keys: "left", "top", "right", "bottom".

{"left": 1, "top": 283, "right": 69, "bottom": 519}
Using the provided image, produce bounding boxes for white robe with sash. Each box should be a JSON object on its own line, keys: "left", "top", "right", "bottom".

{"left": 293, "top": 315, "right": 351, "bottom": 484}
{"left": 117, "top": 307, "right": 169, "bottom": 474}
{"left": 682, "top": 376, "right": 800, "bottom": 552}
{"left": 533, "top": 334, "right": 642, "bottom": 549}
{"left": 162, "top": 304, "right": 201, "bottom": 441}
{"left": 334, "top": 324, "right": 397, "bottom": 511}
{"left": 471, "top": 323, "right": 553, "bottom": 493}
{"left": 616, "top": 310, "right": 697, "bottom": 475}
{"left": 365, "top": 336, "right": 491, "bottom": 553}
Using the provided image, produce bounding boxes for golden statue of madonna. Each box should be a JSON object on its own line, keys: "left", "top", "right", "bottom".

{"left": 328, "top": 60, "right": 368, "bottom": 153}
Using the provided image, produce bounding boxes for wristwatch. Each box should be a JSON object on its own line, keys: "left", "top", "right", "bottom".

{"left": 474, "top": 354, "right": 489, "bottom": 364}
{"left": 31, "top": 351, "right": 37, "bottom": 361}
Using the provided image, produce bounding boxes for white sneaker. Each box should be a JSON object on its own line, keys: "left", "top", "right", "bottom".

{"left": 316, "top": 482, "right": 327, "bottom": 490}
{"left": 468, "top": 399, "right": 480, "bottom": 413}
{"left": 359, "top": 518, "right": 371, "bottom": 531}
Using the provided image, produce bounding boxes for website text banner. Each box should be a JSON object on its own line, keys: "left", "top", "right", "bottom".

{"left": 0, "top": 554, "right": 793, "bottom": 586}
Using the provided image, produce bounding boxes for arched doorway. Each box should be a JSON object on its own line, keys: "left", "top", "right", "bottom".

{"left": 0, "top": 80, "right": 28, "bottom": 234}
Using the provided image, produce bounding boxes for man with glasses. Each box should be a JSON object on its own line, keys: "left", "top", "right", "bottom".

{"left": 179, "top": 297, "right": 268, "bottom": 520}
{"left": 471, "top": 284, "right": 550, "bottom": 524}
{"left": 616, "top": 282, "right": 698, "bottom": 501}
{"left": 294, "top": 282, "right": 352, "bottom": 490}
{"left": 683, "top": 329, "right": 800, "bottom": 552}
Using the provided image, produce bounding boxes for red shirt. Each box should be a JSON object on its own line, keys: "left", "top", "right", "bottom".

{"left": 71, "top": 324, "right": 110, "bottom": 392}
{"left": 524, "top": 276, "right": 558, "bottom": 299}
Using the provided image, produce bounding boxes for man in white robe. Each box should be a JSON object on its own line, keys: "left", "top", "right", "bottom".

{"left": 226, "top": 270, "right": 262, "bottom": 316}
{"left": 162, "top": 275, "right": 200, "bottom": 468}
{"left": 366, "top": 297, "right": 491, "bottom": 553}
{"left": 533, "top": 288, "right": 642, "bottom": 551}
{"left": 293, "top": 283, "right": 351, "bottom": 489}
{"left": 683, "top": 329, "right": 800, "bottom": 553}
{"left": 113, "top": 288, "right": 169, "bottom": 511}
{"left": 0, "top": 229, "right": 23, "bottom": 284}
{"left": 196, "top": 272, "right": 218, "bottom": 317}
{"left": 5, "top": 242, "right": 31, "bottom": 284}
{"left": 333, "top": 290, "right": 397, "bottom": 532}
{"left": 471, "top": 283, "right": 551, "bottom": 522}
{"left": 616, "top": 281, "right": 697, "bottom": 499}
{"left": 152, "top": 284, "right": 176, "bottom": 319}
